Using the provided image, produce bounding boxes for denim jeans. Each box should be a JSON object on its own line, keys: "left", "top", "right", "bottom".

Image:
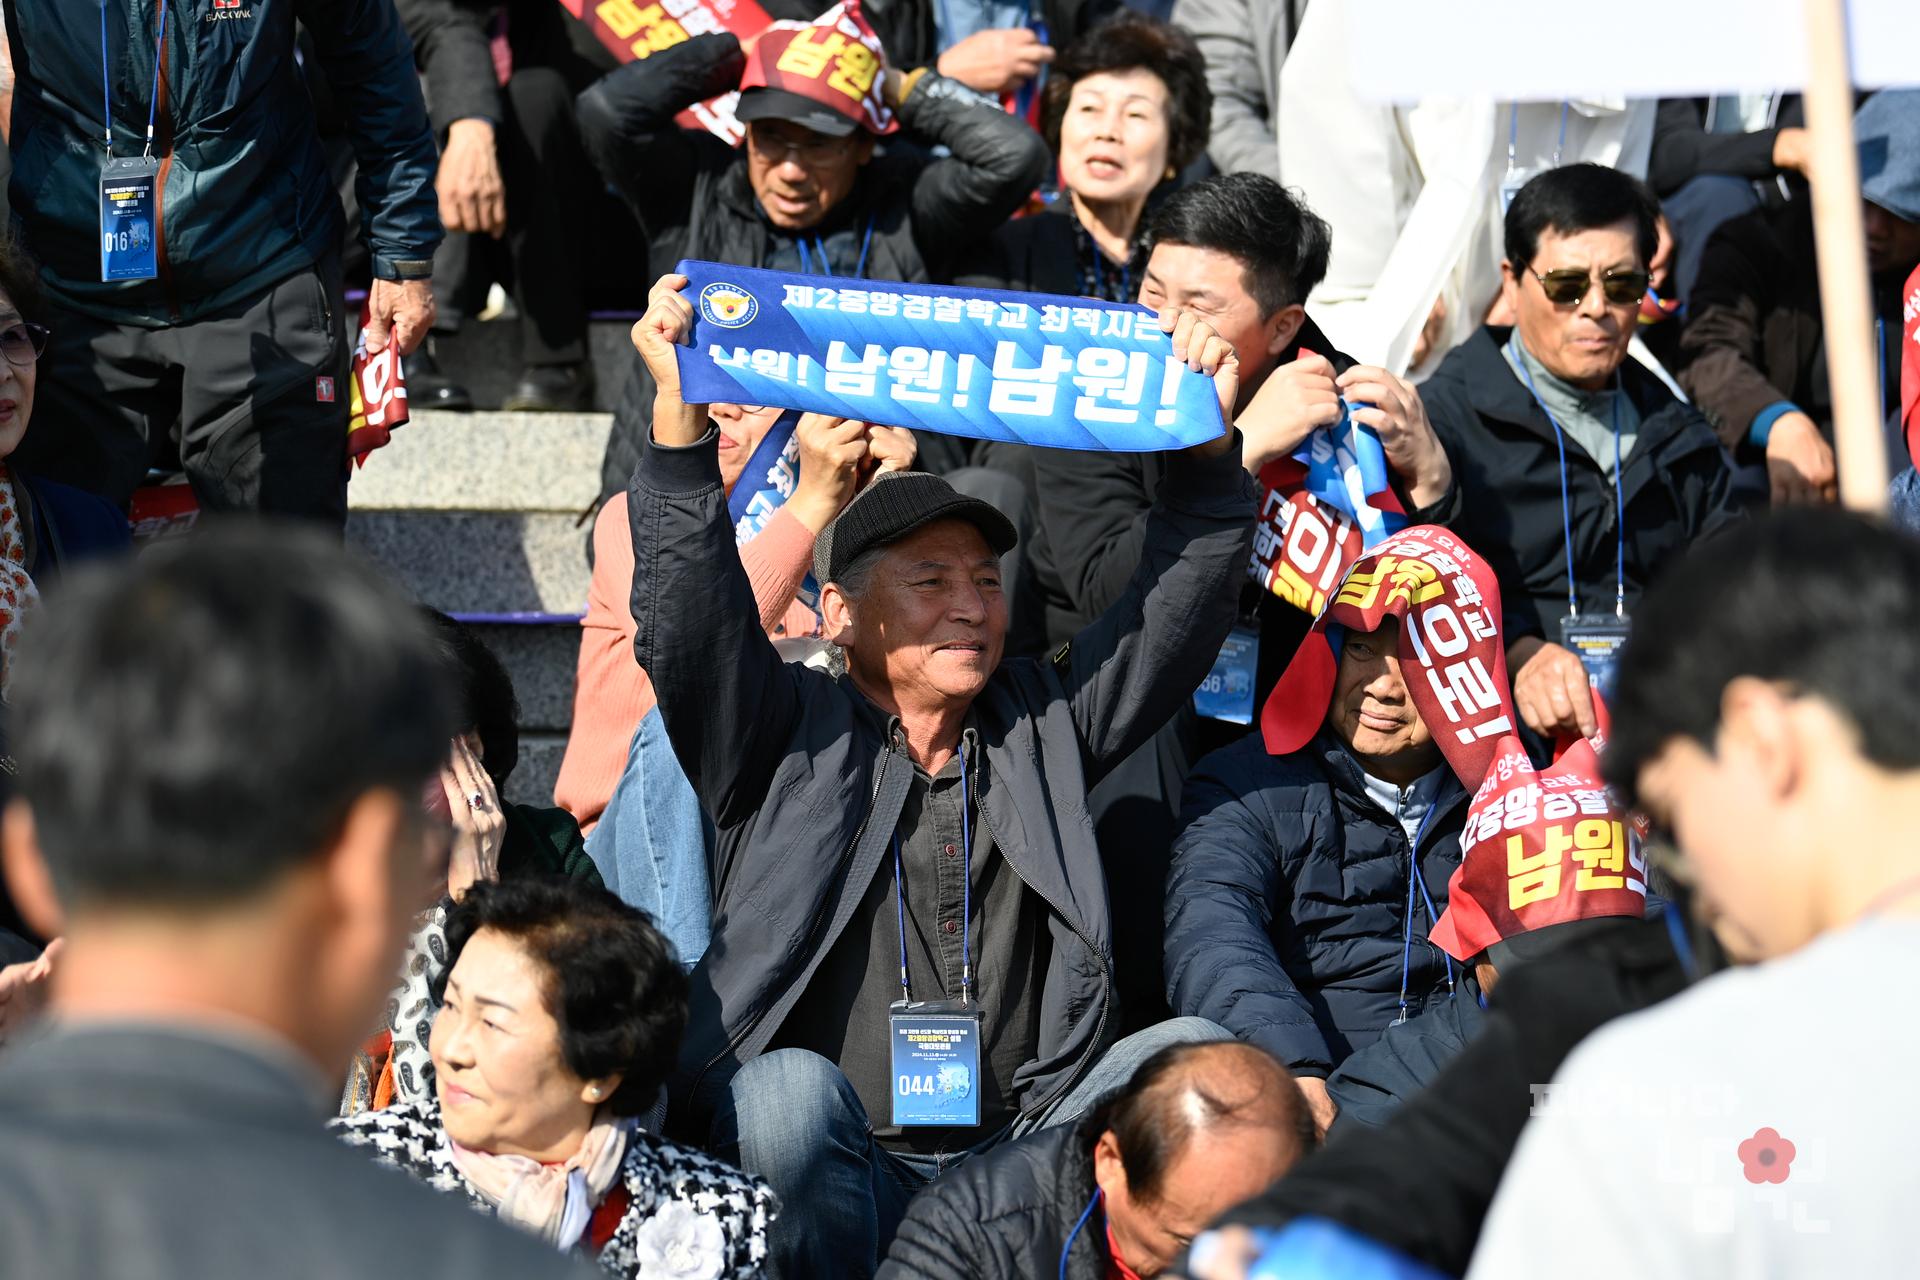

{"left": 584, "top": 708, "right": 714, "bottom": 967}
{"left": 710, "top": 1017, "right": 1230, "bottom": 1279}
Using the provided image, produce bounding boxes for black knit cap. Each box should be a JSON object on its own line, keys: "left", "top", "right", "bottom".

{"left": 814, "top": 471, "right": 1019, "bottom": 586}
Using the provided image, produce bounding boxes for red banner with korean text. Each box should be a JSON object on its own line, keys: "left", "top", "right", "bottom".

{"left": 347, "top": 300, "right": 410, "bottom": 468}
{"left": 1249, "top": 466, "right": 1365, "bottom": 621}
{"left": 558, "top": 0, "right": 775, "bottom": 143}
{"left": 1262, "top": 525, "right": 1514, "bottom": 790}
{"left": 738, "top": 0, "right": 897, "bottom": 135}
{"left": 1428, "top": 724, "right": 1648, "bottom": 962}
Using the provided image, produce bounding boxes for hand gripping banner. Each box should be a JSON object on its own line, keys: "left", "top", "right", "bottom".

{"left": 672, "top": 260, "right": 1230, "bottom": 451}
{"left": 1249, "top": 383, "right": 1408, "bottom": 617}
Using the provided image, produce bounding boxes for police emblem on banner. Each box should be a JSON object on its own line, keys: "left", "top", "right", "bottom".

{"left": 700, "top": 282, "right": 760, "bottom": 329}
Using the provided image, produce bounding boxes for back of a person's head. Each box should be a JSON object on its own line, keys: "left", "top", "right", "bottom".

{"left": 9, "top": 523, "right": 456, "bottom": 911}
{"left": 1605, "top": 509, "right": 1920, "bottom": 803}
{"left": 1504, "top": 162, "right": 1660, "bottom": 271}
{"left": 1085, "top": 1040, "right": 1313, "bottom": 1198}
{"left": 1148, "top": 172, "right": 1333, "bottom": 315}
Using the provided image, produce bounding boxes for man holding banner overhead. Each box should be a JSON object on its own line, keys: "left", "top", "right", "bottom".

{"left": 579, "top": 0, "right": 1050, "bottom": 502}
{"left": 627, "top": 269, "right": 1250, "bottom": 1277}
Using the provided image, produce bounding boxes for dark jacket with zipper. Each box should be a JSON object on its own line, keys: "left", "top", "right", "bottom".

{"left": 877, "top": 1118, "right": 1110, "bottom": 1280}
{"left": 1423, "top": 326, "right": 1742, "bottom": 644}
{"left": 629, "top": 421, "right": 1254, "bottom": 1134}
{"left": 4, "top": 0, "right": 440, "bottom": 326}
{"left": 580, "top": 33, "right": 1051, "bottom": 501}
{"left": 1165, "top": 729, "right": 1467, "bottom": 1079}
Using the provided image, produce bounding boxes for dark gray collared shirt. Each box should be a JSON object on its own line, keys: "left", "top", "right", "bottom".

{"left": 770, "top": 737, "right": 1049, "bottom": 1154}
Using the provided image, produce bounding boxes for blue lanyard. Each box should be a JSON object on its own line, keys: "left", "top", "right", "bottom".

{"left": 1505, "top": 101, "right": 1570, "bottom": 175}
{"left": 894, "top": 742, "right": 976, "bottom": 1005}
{"left": 1394, "top": 799, "right": 1451, "bottom": 1025}
{"left": 1060, "top": 1188, "right": 1102, "bottom": 1280}
{"left": 797, "top": 218, "right": 876, "bottom": 282}
{"left": 1514, "top": 345, "right": 1628, "bottom": 620}
{"left": 100, "top": 0, "right": 170, "bottom": 159}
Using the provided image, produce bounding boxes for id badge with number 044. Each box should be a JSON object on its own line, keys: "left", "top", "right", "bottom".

{"left": 100, "top": 156, "right": 160, "bottom": 282}
{"left": 1558, "top": 612, "right": 1632, "bottom": 701}
{"left": 888, "top": 999, "right": 983, "bottom": 1128}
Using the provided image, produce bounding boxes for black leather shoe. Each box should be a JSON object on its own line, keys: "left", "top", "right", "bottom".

{"left": 405, "top": 335, "right": 474, "bottom": 412}
{"left": 502, "top": 362, "right": 595, "bottom": 412}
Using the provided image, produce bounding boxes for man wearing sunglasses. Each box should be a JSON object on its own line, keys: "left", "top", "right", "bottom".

{"left": 1420, "top": 163, "right": 1740, "bottom": 745}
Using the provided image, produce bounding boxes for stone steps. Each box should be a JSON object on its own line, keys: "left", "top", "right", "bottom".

{"left": 421, "top": 313, "right": 639, "bottom": 414}
{"left": 346, "top": 408, "right": 615, "bottom": 809}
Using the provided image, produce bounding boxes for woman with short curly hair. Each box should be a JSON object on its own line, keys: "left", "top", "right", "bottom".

{"left": 334, "top": 877, "right": 778, "bottom": 1278}
{"left": 961, "top": 11, "right": 1211, "bottom": 303}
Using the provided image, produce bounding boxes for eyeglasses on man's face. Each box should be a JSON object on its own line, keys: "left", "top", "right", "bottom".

{"left": 1527, "top": 266, "right": 1650, "bottom": 308}
{"left": 747, "top": 124, "right": 855, "bottom": 166}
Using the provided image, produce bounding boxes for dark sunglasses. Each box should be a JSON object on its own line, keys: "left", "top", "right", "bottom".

{"left": 1528, "top": 267, "right": 1650, "bottom": 308}
{"left": 0, "top": 322, "right": 48, "bottom": 368}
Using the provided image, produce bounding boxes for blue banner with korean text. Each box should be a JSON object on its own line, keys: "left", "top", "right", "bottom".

{"left": 673, "top": 260, "right": 1229, "bottom": 451}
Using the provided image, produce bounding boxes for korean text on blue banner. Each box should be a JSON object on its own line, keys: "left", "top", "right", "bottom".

{"left": 672, "top": 261, "right": 1229, "bottom": 452}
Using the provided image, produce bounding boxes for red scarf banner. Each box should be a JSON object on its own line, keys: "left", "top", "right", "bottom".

{"left": 737, "top": 0, "right": 898, "bottom": 136}
{"left": 1261, "top": 525, "right": 1514, "bottom": 790}
{"left": 1428, "top": 710, "right": 1648, "bottom": 961}
{"left": 558, "top": 0, "right": 776, "bottom": 143}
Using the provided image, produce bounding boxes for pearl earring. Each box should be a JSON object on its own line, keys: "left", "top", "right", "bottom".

{"left": 588, "top": 1086, "right": 603, "bottom": 1100}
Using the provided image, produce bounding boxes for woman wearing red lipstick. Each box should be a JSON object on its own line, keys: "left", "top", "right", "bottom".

{"left": 335, "top": 876, "right": 777, "bottom": 1277}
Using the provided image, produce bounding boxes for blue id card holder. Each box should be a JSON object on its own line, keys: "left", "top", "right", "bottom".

{"left": 888, "top": 999, "right": 983, "bottom": 1127}
{"left": 1194, "top": 623, "right": 1259, "bottom": 724}
{"left": 1558, "top": 613, "right": 1632, "bottom": 701}
{"left": 100, "top": 156, "right": 160, "bottom": 282}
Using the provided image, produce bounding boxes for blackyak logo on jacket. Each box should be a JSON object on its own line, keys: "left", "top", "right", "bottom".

{"left": 208, "top": 0, "right": 253, "bottom": 20}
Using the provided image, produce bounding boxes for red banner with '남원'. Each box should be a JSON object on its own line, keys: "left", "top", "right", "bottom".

{"left": 558, "top": 0, "right": 775, "bottom": 143}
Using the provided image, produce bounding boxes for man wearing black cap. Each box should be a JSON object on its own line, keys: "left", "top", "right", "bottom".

{"left": 626, "top": 275, "right": 1250, "bottom": 1278}
{"left": 577, "top": 16, "right": 1049, "bottom": 502}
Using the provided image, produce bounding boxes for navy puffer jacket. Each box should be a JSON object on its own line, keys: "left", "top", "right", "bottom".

{"left": 1165, "top": 730, "right": 1466, "bottom": 1078}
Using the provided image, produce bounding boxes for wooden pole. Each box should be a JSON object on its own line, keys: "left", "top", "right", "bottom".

{"left": 1801, "top": 0, "right": 1890, "bottom": 512}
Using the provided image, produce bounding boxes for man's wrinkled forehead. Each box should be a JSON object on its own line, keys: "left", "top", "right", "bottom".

{"left": 880, "top": 518, "right": 1001, "bottom": 572}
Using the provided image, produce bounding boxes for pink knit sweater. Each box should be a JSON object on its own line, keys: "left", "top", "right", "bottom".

{"left": 554, "top": 492, "right": 821, "bottom": 832}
